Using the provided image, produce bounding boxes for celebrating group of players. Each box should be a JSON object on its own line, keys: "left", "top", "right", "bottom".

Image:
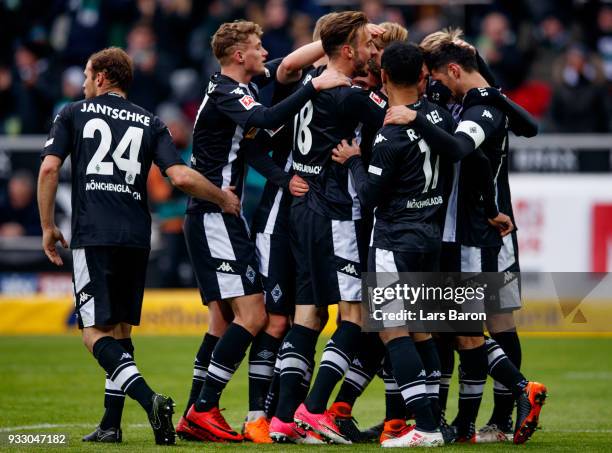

{"left": 38, "top": 9, "right": 547, "bottom": 448}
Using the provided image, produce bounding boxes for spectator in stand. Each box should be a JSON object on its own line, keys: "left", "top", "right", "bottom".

{"left": 53, "top": 66, "right": 84, "bottom": 116}
{"left": 0, "top": 170, "right": 41, "bottom": 237}
{"left": 0, "top": 63, "right": 17, "bottom": 135}
{"left": 548, "top": 44, "right": 610, "bottom": 132}
{"left": 126, "top": 21, "right": 171, "bottom": 113}
{"left": 13, "top": 42, "right": 57, "bottom": 133}
{"left": 530, "top": 15, "right": 570, "bottom": 82}
{"left": 262, "top": 0, "right": 293, "bottom": 59}
{"left": 147, "top": 104, "right": 194, "bottom": 288}
{"left": 477, "top": 12, "right": 526, "bottom": 91}
{"left": 591, "top": 5, "right": 612, "bottom": 82}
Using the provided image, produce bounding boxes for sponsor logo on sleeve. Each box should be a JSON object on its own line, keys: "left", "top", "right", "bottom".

{"left": 369, "top": 91, "right": 387, "bottom": 108}
{"left": 239, "top": 95, "right": 260, "bottom": 110}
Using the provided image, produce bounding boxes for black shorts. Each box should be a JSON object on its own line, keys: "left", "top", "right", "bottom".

{"left": 255, "top": 232, "right": 295, "bottom": 316}
{"left": 368, "top": 247, "right": 440, "bottom": 330}
{"left": 184, "top": 213, "right": 262, "bottom": 304}
{"left": 71, "top": 246, "right": 149, "bottom": 329}
{"left": 290, "top": 203, "right": 362, "bottom": 307}
{"left": 441, "top": 239, "right": 521, "bottom": 321}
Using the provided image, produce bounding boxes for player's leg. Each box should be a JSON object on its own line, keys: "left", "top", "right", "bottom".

{"left": 184, "top": 212, "right": 265, "bottom": 441}
{"left": 84, "top": 322, "right": 133, "bottom": 443}
{"left": 330, "top": 331, "right": 385, "bottom": 442}
{"left": 379, "top": 327, "right": 443, "bottom": 447}
{"left": 434, "top": 333, "right": 455, "bottom": 421}
{"left": 244, "top": 232, "right": 293, "bottom": 443}
{"left": 270, "top": 304, "right": 323, "bottom": 443}
{"left": 176, "top": 300, "right": 231, "bottom": 440}
{"left": 76, "top": 247, "right": 175, "bottom": 445}
{"left": 413, "top": 332, "right": 442, "bottom": 425}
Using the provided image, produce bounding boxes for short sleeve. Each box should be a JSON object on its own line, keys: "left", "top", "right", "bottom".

{"left": 152, "top": 117, "right": 184, "bottom": 173}
{"left": 252, "top": 58, "right": 283, "bottom": 89}
{"left": 41, "top": 104, "right": 73, "bottom": 161}
{"left": 367, "top": 134, "right": 399, "bottom": 186}
{"left": 455, "top": 105, "right": 504, "bottom": 148}
{"left": 213, "top": 83, "right": 264, "bottom": 129}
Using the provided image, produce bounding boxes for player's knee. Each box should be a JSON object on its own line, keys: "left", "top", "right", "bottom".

{"left": 294, "top": 305, "right": 324, "bottom": 331}
{"left": 338, "top": 302, "right": 362, "bottom": 326}
{"left": 265, "top": 313, "right": 289, "bottom": 338}
{"left": 485, "top": 312, "right": 516, "bottom": 333}
{"left": 456, "top": 335, "right": 485, "bottom": 350}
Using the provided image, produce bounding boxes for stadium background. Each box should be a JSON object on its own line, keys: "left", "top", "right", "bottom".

{"left": 1, "top": 0, "right": 611, "bottom": 450}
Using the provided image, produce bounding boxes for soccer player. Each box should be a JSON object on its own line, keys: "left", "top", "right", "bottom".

{"left": 178, "top": 20, "right": 350, "bottom": 442}
{"left": 384, "top": 31, "right": 547, "bottom": 445}
{"left": 38, "top": 47, "right": 241, "bottom": 445}
{"left": 268, "top": 11, "right": 390, "bottom": 444}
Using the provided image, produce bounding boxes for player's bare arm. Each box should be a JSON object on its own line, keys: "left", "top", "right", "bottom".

{"left": 37, "top": 155, "right": 68, "bottom": 266}
{"left": 165, "top": 165, "right": 240, "bottom": 216}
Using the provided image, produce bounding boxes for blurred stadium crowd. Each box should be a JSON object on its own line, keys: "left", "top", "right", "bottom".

{"left": 1, "top": 0, "right": 611, "bottom": 286}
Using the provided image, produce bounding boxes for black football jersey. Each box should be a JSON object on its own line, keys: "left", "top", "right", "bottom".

{"left": 443, "top": 102, "right": 511, "bottom": 247}
{"left": 41, "top": 92, "right": 184, "bottom": 248}
{"left": 291, "top": 66, "right": 387, "bottom": 221}
{"left": 369, "top": 99, "right": 455, "bottom": 252}
{"left": 188, "top": 60, "right": 281, "bottom": 214}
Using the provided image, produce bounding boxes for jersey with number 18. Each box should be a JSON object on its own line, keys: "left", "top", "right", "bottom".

{"left": 41, "top": 92, "right": 184, "bottom": 249}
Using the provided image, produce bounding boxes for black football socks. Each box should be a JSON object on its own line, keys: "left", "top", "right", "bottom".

{"left": 334, "top": 332, "right": 385, "bottom": 407}
{"left": 184, "top": 333, "right": 219, "bottom": 416}
{"left": 486, "top": 334, "right": 527, "bottom": 429}
{"left": 99, "top": 338, "right": 133, "bottom": 430}
{"left": 304, "top": 321, "right": 361, "bottom": 414}
{"left": 195, "top": 323, "right": 253, "bottom": 412}
{"left": 275, "top": 324, "right": 319, "bottom": 422}
{"left": 382, "top": 352, "right": 406, "bottom": 421}
{"left": 453, "top": 343, "right": 488, "bottom": 436}
{"left": 387, "top": 336, "right": 437, "bottom": 432}
{"left": 415, "top": 338, "right": 442, "bottom": 424}
{"left": 93, "top": 336, "right": 154, "bottom": 414}
{"left": 434, "top": 334, "right": 455, "bottom": 418}
{"left": 248, "top": 331, "right": 282, "bottom": 415}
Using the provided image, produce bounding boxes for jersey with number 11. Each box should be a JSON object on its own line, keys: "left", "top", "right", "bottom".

{"left": 42, "top": 92, "right": 183, "bottom": 249}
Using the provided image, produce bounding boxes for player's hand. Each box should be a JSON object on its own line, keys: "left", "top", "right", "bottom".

{"left": 312, "top": 69, "right": 351, "bottom": 91}
{"left": 220, "top": 186, "right": 241, "bottom": 216}
{"left": 384, "top": 105, "right": 416, "bottom": 125}
{"left": 488, "top": 212, "right": 514, "bottom": 237}
{"left": 332, "top": 138, "right": 361, "bottom": 165}
{"left": 289, "top": 175, "right": 309, "bottom": 197}
{"left": 366, "top": 23, "right": 386, "bottom": 37}
{"left": 42, "top": 226, "right": 68, "bottom": 266}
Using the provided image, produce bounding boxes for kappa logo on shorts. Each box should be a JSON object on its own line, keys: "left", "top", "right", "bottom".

{"left": 282, "top": 341, "right": 294, "bottom": 349}
{"left": 352, "top": 358, "right": 363, "bottom": 367}
{"left": 271, "top": 284, "right": 283, "bottom": 303}
{"left": 418, "top": 369, "right": 426, "bottom": 377}
{"left": 217, "top": 262, "right": 235, "bottom": 272}
{"left": 482, "top": 109, "right": 493, "bottom": 120}
{"left": 79, "top": 292, "right": 92, "bottom": 303}
{"left": 120, "top": 352, "right": 132, "bottom": 360}
{"left": 340, "top": 263, "right": 358, "bottom": 276}
{"left": 246, "top": 265, "right": 256, "bottom": 284}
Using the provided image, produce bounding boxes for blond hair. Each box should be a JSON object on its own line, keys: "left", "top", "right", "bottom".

{"left": 320, "top": 11, "right": 368, "bottom": 57}
{"left": 420, "top": 27, "right": 468, "bottom": 54}
{"left": 211, "top": 21, "right": 263, "bottom": 65}
{"left": 374, "top": 22, "right": 408, "bottom": 50}
{"left": 313, "top": 12, "right": 338, "bottom": 41}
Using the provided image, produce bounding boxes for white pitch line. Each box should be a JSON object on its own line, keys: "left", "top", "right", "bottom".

{"left": 0, "top": 423, "right": 149, "bottom": 433}
{"left": 1, "top": 424, "right": 611, "bottom": 434}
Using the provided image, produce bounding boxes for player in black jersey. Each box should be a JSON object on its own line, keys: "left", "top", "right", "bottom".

{"left": 179, "top": 20, "right": 350, "bottom": 443}
{"left": 38, "top": 47, "right": 240, "bottom": 445}
{"left": 385, "top": 34, "right": 547, "bottom": 445}
{"left": 266, "top": 12, "right": 389, "bottom": 444}
{"left": 327, "top": 21, "right": 408, "bottom": 443}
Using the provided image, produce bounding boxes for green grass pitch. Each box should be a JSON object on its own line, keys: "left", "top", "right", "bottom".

{"left": 1, "top": 336, "right": 611, "bottom": 452}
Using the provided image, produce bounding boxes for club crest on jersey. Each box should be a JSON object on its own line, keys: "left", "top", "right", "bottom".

{"left": 374, "top": 133, "right": 387, "bottom": 145}
{"left": 231, "top": 87, "right": 245, "bottom": 95}
{"left": 369, "top": 91, "right": 387, "bottom": 108}
{"left": 239, "top": 95, "right": 259, "bottom": 110}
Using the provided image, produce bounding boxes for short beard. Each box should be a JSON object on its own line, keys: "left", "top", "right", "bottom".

{"left": 353, "top": 55, "right": 368, "bottom": 77}
{"left": 367, "top": 58, "right": 381, "bottom": 84}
